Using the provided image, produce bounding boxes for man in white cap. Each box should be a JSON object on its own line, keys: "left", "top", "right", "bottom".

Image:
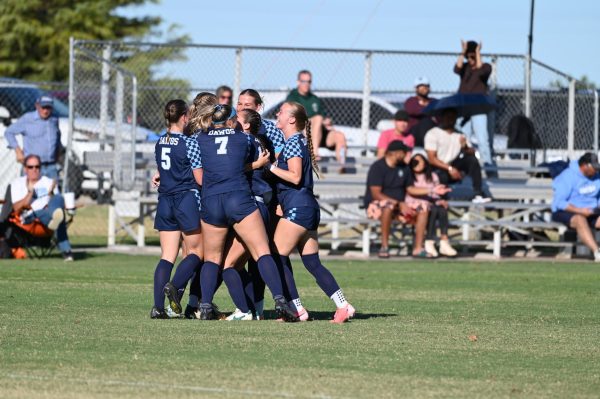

{"left": 5, "top": 95, "right": 62, "bottom": 179}
{"left": 404, "top": 77, "right": 436, "bottom": 147}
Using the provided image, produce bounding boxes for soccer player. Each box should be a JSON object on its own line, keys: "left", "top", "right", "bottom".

{"left": 269, "top": 101, "right": 355, "bottom": 323}
{"left": 193, "top": 104, "right": 297, "bottom": 322}
{"left": 150, "top": 99, "right": 203, "bottom": 319}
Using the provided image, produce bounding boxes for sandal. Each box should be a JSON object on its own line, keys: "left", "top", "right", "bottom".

{"left": 378, "top": 247, "right": 390, "bottom": 259}
{"left": 412, "top": 249, "right": 433, "bottom": 258}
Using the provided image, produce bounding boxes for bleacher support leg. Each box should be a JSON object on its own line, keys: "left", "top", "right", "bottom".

{"left": 108, "top": 204, "right": 116, "bottom": 247}
{"left": 362, "top": 224, "right": 371, "bottom": 257}
{"left": 493, "top": 230, "right": 501, "bottom": 258}
{"left": 137, "top": 202, "right": 145, "bottom": 247}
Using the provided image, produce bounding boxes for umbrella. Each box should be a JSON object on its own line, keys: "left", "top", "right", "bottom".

{"left": 423, "top": 93, "right": 496, "bottom": 118}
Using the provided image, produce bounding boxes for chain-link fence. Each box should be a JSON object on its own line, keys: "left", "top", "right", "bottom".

{"left": 1, "top": 40, "right": 598, "bottom": 248}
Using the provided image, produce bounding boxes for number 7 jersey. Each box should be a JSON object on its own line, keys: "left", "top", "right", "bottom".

{"left": 154, "top": 131, "right": 202, "bottom": 195}
{"left": 196, "top": 127, "right": 253, "bottom": 198}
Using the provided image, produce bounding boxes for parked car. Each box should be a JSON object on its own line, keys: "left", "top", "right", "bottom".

{"left": 0, "top": 79, "right": 156, "bottom": 199}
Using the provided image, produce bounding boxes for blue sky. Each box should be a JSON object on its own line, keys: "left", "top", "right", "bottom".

{"left": 119, "top": 0, "right": 599, "bottom": 86}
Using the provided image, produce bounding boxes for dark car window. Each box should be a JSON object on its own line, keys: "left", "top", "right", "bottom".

{"left": 0, "top": 86, "right": 69, "bottom": 118}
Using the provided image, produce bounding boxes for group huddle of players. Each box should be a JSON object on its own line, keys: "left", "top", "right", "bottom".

{"left": 150, "top": 89, "right": 355, "bottom": 323}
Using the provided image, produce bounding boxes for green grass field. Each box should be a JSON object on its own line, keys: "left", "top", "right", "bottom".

{"left": 0, "top": 254, "right": 599, "bottom": 398}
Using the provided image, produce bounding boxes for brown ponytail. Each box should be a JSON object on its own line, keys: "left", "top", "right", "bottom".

{"left": 304, "top": 120, "right": 322, "bottom": 179}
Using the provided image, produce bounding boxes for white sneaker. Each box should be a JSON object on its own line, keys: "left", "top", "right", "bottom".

{"left": 594, "top": 250, "right": 600, "bottom": 263}
{"left": 424, "top": 240, "right": 438, "bottom": 257}
{"left": 226, "top": 308, "right": 253, "bottom": 321}
{"left": 439, "top": 239, "right": 458, "bottom": 257}
{"left": 472, "top": 195, "right": 492, "bottom": 204}
{"left": 47, "top": 208, "right": 65, "bottom": 230}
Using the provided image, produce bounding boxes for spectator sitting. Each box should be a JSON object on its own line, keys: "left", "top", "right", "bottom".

{"left": 10, "top": 154, "right": 73, "bottom": 261}
{"left": 551, "top": 152, "right": 600, "bottom": 262}
{"left": 376, "top": 110, "right": 414, "bottom": 159}
{"left": 286, "top": 70, "right": 324, "bottom": 158}
{"left": 364, "top": 141, "right": 429, "bottom": 258}
{"left": 424, "top": 107, "right": 491, "bottom": 204}
{"left": 404, "top": 76, "right": 437, "bottom": 147}
{"left": 321, "top": 117, "right": 348, "bottom": 172}
{"left": 405, "top": 153, "right": 456, "bottom": 257}
{"left": 216, "top": 85, "right": 233, "bottom": 106}
{"left": 5, "top": 96, "right": 63, "bottom": 179}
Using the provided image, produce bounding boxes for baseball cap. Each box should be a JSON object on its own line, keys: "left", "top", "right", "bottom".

{"left": 414, "top": 76, "right": 430, "bottom": 87}
{"left": 36, "top": 96, "right": 54, "bottom": 107}
{"left": 386, "top": 140, "right": 410, "bottom": 153}
{"left": 579, "top": 152, "right": 600, "bottom": 169}
{"left": 394, "top": 110, "right": 409, "bottom": 121}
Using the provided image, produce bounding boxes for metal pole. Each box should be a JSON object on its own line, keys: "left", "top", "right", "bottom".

{"left": 100, "top": 44, "right": 111, "bottom": 151}
{"left": 234, "top": 48, "right": 242, "bottom": 101}
{"left": 114, "top": 72, "right": 124, "bottom": 188}
{"left": 594, "top": 89, "right": 599, "bottom": 154}
{"left": 567, "top": 78, "right": 576, "bottom": 158}
{"left": 130, "top": 76, "right": 137, "bottom": 190}
{"left": 361, "top": 51, "right": 372, "bottom": 155}
{"left": 64, "top": 37, "right": 75, "bottom": 193}
{"left": 525, "top": 0, "right": 535, "bottom": 118}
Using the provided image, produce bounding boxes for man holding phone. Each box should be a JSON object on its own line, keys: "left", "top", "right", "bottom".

{"left": 552, "top": 152, "right": 600, "bottom": 262}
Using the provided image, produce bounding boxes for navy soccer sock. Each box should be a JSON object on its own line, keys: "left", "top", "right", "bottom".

{"left": 237, "top": 267, "right": 256, "bottom": 314}
{"left": 153, "top": 259, "right": 174, "bottom": 309}
{"left": 171, "top": 254, "right": 202, "bottom": 290}
{"left": 199, "top": 261, "right": 220, "bottom": 305}
{"left": 277, "top": 255, "right": 300, "bottom": 302}
{"left": 248, "top": 258, "right": 265, "bottom": 303}
{"left": 188, "top": 262, "right": 202, "bottom": 307}
{"left": 256, "top": 255, "right": 284, "bottom": 299}
{"left": 222, "top": 268, "right": 250, "bottom": 313}
{"left": 301, "top": 253, "right": 340, "bottom": 297}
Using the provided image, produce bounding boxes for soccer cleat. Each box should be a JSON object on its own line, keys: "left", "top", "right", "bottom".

{"left": 199, "top": 304, "right": 215, "bottom": 320}
{"left": 150, "top": 306, "right": 169, "bottom": 319}
{"left": 330, "top": 303, "right": 356, "bottom": 324}
{"left": 184, "top": 304, "right": 199, "bottom": 319}
{"left": 296, "top": 308, "right": 309, "bottom": 321}
{"left": 225, "top": 308, "right": 253, "bottom": 321}
{"left": 166, "top": 305, "right": 182, "bottom": 319}
{"left": 163, "top": 282, "right": 182, "bottom": 314}
{"left": 274, "top": 297, "right": 299, "bottom": 322}
{"left": 211, "top": 302, "right": 227, "bottom": 320}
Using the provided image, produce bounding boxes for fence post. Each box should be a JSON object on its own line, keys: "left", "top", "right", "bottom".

{"left": 234, "top": 47, "right": 242, "bottom": 100}
{"left": 129, "top": 76, "right": 138, "bottom": 189}
{"left": 524, "top": 54, "right": 532, "bottom": 117}
{"left": 64, "top": 37, "right": 75, "bottom": 193}
{"left": 361, "top": 51, "right": 372, "bottom": 154}
{"left": 594, "top": 89, "right": 599, "bottom": 154}
{"left": 567, "top": 78, "right": 576, "bottom": 158}
{"left": 100, "top": 44, "right": 112, "bottom": 151}
{"left": 114, "top": 72, "right": 124, "bottom": 186}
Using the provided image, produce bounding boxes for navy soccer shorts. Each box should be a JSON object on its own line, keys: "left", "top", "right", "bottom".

{"left": 154, "top": 189, "right": 201, "bottom": 232}
{"left": 283, "top": 206, "right": 320, "bottom": 231}
{"left": 552, "top": 210, "right": 599, "bottom": 228}
{"left": 201, "top": 191, "right": 258, "bottom": 227}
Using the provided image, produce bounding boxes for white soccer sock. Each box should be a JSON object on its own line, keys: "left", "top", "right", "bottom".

{"left": 289, "top": 298, "right": 304, "bottom": 312}
{"left": 188, "top": 295, "right": 199, "bottom": 308}
{"left": 330, "top": 289, "right": 348, "bottom": 308}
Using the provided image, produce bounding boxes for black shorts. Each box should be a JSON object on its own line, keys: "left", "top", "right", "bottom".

{"left": 552, "top": 210, "right": 599, "bottom": 228}
{"left": 320, "top": 130, "right": 335, "bottom": 150}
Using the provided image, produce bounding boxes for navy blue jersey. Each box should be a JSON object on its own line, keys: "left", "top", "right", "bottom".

{"left": 155, "top": 131, "right": 202, "bottom": 194}
{"left": 197, "top": 127, "right": 253, "bottom": 197}
{"left": 248, "top": 136, "right": 273, "bottom": 197}
{"left": 275, "top": 132, "right": 319, "bottom": 209}
{"left": 260, "top": 119, "right": 285, "bottom": 154}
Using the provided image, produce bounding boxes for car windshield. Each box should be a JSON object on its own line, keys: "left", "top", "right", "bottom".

{"left": 0, "top": 85, "right": 69, "bottom": 118}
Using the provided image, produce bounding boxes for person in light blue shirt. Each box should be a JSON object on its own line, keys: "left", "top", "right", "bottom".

{"left": 551, "top": 152, "right": 600, "bottom": 261}
{"left": 4, "top": 96, "right": 62, "bottom": 179}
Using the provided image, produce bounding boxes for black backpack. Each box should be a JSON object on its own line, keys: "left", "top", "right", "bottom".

{"left": 507, "top": 114, "right": 542, "bottom": 149}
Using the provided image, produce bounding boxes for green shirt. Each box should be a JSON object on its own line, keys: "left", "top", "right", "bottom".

{"left": 286, "top": 89, "right": 324, "bottom": 118}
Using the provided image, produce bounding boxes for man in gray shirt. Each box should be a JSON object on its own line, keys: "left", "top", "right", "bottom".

{"left": 5, "top": 95, "right": 62, "bottom": 180}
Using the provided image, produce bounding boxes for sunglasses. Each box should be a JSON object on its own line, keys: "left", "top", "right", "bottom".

{"left": 25, "top": 165, "right": 41, "bottom": 169}
{"left": 220, "top": 96, "right": 232, "bottom": 100}
{"left": 299, "top": 79, "right": 312, "bottom": 84}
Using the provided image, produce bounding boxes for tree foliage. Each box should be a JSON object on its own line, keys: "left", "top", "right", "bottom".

{"left": 550, "top": 75, "right": 597, "bottom": 91}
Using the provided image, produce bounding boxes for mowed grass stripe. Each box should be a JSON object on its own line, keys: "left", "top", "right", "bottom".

{"left": 0, "top": 254, "right": 599, "bottom": 398}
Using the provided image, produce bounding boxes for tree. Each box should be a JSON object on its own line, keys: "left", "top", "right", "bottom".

{"left": 550, "top": 75, "right": 597, "bottom": 91}
{"left": 0, "top": 0, "right": 168, "bottom": 81}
